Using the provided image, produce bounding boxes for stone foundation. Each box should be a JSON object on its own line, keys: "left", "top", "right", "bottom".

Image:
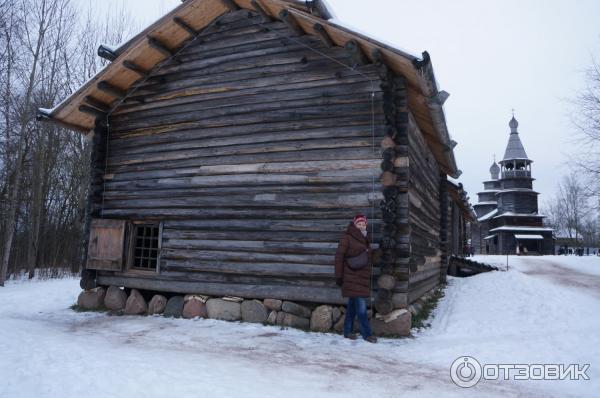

{"left": 76, "top": 286, "right": 413, "bottom": 337}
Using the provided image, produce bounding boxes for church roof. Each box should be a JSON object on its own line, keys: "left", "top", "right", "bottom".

{"left": 489, "top": 161, "right": 500, "bottom": 174}
{"left": 502, "top": 116, "right": 529, "bottom": 161}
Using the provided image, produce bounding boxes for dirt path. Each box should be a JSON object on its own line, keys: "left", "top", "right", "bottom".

{"left": 518, "top": 258, "right": 600, "bottom": 297}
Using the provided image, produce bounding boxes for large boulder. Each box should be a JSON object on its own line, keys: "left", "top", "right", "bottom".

{"left": 371, "top": 308, "right": 412, "bottom": 337}
{"left": 206, "top": 298, "right": 241, "bottom": 321}
{"left": 104, "top": 286, "right": 127, "bottom": 311}
{"left": 77, "top": 287, "right": 106, "bottom": 310}
{"left": 281, "top": 301, "right": 311, "bottom": 318}
{"left": 241, "top": 300, "right": 268, "bottom": 323}
{"left": 148, "top": 295, "right": 168, "bottom": 315}
{"left": 164, "top": 296, "right": 185, "bottom": 318}
{"left": 310, "top": 305, "right": 333, "bottom": 332}
{"left": 124, "top": 289, "right": 147, "bottom": 315}
{"left": 263, "top": 298, "right": 282, "bottom": 311}
{"left": 276, "top": 312, "right": 310, "bottom": 329}
{"left": 182, "top": 297, "right": 208, "bottom": 319}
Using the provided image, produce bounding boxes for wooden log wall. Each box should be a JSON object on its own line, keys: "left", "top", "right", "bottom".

{"left": 372, "top": 51, "right": 410, "bottom": 313}
{"left": 80, "top": 123, "right": 109, "bottom": 290}
{"left": 93, "top": 9, "right": 392, "bottom": 305}
{"left": 406, "top": 112, "right": 443, "bottom": 302}
{"left": 440, "top": 181, "right": 451, "bottom": 283}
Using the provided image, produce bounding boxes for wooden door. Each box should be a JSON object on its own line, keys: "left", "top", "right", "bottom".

{"left": 87, "top": 219, "right": 126, "bottom": 271}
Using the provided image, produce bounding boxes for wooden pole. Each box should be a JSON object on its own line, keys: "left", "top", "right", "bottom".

{"left": 97, "top": 44, "right": 117, "bottom": 62}
{"left": 79, "top": 105, "right": 107, "bottom": 119}
{"left": 173, "top": 17, "right": 198, "bottom": 36}
{"left": 122, "top": 60, "right": 149, "bottom": 79}
{"left": 148, "top": 37, "right": 175, "bottom": 58}
{"left": 83, "top": 96, "right": 110, "bottom": 113}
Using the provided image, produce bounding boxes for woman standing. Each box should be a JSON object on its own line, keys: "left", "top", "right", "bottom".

{"left": 334, "top": 214, "right": 377, "bottom": 343}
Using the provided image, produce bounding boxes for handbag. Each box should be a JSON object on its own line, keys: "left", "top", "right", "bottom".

{"left": 346, "top": 249, "right": 369, "bottom": 270}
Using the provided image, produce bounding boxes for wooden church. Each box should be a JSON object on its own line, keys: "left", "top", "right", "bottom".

{"left": 38, "top": 0, "right": 468, "bottom": 322}
{"left": 472, "top": 116, "right": 554, "bottom": 255}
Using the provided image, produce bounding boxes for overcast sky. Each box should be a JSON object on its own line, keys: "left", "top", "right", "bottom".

{"left": 90, "top": 0, "right": 600, "bottom": 207}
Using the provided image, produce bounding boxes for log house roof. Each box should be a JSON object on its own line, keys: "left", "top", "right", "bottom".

{"left": 37, "top": 0, "right": 459, "bottom": 177}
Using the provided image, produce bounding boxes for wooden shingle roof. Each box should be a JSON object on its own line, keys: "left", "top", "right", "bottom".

{"left": 37, "top": 0, "right": 459, "bottom": 177}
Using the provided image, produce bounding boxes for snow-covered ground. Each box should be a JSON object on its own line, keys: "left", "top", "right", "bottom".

{"left": 1, "top": 255, "right": 598, "bottom": 397}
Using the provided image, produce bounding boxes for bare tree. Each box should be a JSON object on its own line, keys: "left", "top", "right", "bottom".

{"left": 555, "top": 173, "right": 591, "bottom": 245}
{"left": 572, "top": 56, "right": 600, "bottom": 199}
{"left": 0, "top": 0, "right": 140, "bottom": 285}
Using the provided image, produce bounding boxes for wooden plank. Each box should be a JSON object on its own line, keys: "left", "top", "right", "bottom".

{"left": 100, "top": 207, "right": 380, "bottom": 220}
{"left": 96, "top": 274, "right": 350, "bottom": 304}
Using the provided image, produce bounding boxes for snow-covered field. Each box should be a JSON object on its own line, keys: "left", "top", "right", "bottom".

{"left": 1, "top": 255, "right": 598, "bottom": 397}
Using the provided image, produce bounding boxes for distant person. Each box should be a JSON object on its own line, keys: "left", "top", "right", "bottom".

{"left": 334, "top": 214, "right": 377, "bottom": 343}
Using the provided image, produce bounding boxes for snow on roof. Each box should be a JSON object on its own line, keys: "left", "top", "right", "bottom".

{"left": 319, "top": 0, "right": 337, "bottom": 19}
{"left": 477, "top": 209, "right": 498, "bottom": 222}
{"left": 483, "top": 234, "right": 497, "bottom": 240}
{"left": 502, "top": 117, "right": 529, "bottom": 160}
{"left": 497, "top": 189, "right": 539, "bottom": 194}
{"left": 474, "top": 201, "right": 497, "bottom": 206}
{"left": 489, "top": 226, "right": 554, "bottom": 232}
{"left": 494, "top": 212, "right": 545, "bottom": 218}
{"left": 477, "top": 190, "right": 500, "bottom": 194}
{"left": 514, "top": 234, "right": 544, "bottom": 240}
{"left": 328, "top": 18, "right": 419, "bottom": 64}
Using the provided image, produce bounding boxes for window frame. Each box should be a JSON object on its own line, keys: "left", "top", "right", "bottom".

{"left": 125, "top": 221, "right": 163, "bottom": 274}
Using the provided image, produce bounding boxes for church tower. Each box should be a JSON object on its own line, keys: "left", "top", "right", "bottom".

{"left": 472, "top": 115, "right": 553, "bottom": 254}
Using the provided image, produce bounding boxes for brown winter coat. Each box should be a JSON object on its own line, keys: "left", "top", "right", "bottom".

{"left": 334, "top": 222, "right": 373, "bottom": 298}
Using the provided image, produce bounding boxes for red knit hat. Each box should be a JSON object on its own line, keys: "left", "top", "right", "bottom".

{"left": 353, "top": 214, "right": 368, "bottom": 225}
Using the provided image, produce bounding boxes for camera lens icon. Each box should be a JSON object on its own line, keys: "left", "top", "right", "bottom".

{"left": 450, "top": 356, "right": 482, "bottom": 388}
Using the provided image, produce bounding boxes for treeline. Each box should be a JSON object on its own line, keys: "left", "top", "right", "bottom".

{"left": 543, "top": 173, "right": 600, "bottom": 248}
{"left": 543, "top": 55, "right": 600, "bottom": 249}
{"left": 0, "top": 0, "right": 137, "bottom": 285}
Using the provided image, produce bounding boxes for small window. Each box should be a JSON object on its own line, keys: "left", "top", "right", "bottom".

{"left": 128, "top": 223, "right": 161, "bottom": 272}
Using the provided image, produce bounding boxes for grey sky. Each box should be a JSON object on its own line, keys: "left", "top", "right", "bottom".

{"left": 90, "top": 0, "right": 600, "bottom": 208}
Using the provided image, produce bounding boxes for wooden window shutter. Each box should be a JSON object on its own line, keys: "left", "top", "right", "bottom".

{"left": 87, "top": 219, "right": 126, "bottom": 271}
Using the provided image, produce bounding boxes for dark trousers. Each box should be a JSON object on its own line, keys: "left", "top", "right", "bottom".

{"left": 343, "top": 297, "right": 372, "bottom": 339}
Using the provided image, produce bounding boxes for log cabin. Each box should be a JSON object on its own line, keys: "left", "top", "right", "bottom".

{"left": 37, "top": 0, "right": 468, "bottom": 326}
